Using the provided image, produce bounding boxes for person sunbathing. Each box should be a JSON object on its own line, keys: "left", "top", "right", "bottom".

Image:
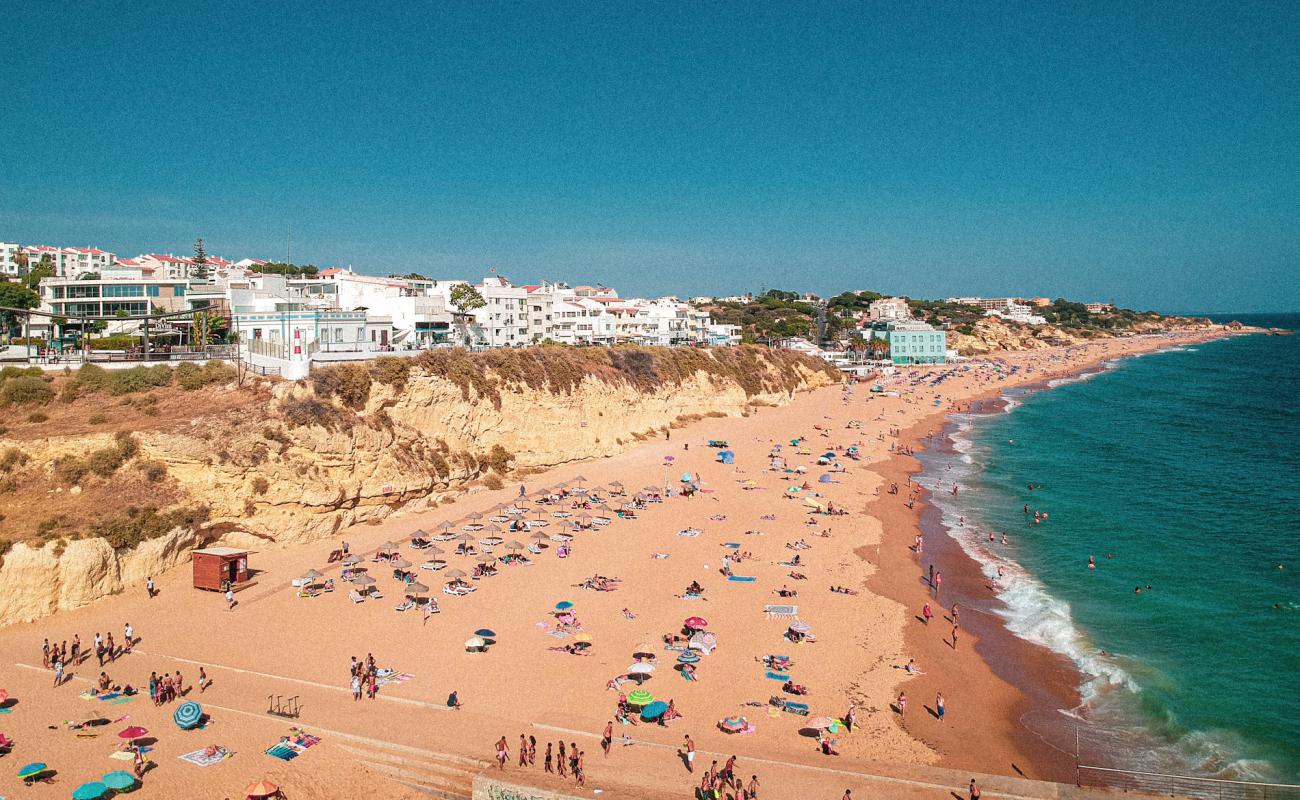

{"left": 782, "top": 681, "right": 808, "bottom": 695}
{"left": 685, "top": 581, "right": 705, "bottom": 596}
{"left": 830, "top": 585, "right": 859, "bottom": 595}
{"left": 789, "top": 572, "right": 808, "bottom": 581}
{"left": 776, "top": 586, "right": 799, "bottom": 597}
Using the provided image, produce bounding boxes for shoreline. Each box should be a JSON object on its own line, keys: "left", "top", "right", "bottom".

{"left": 0, "top": 328, "right": 1255, "bottom": 800}
{"left": 862, "top": 334, "right": 1239, "bottom": 782}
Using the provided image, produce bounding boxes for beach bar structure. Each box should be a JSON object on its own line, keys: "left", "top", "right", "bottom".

{"left": 192, "top": 547, "right": 251, "bottom": 591}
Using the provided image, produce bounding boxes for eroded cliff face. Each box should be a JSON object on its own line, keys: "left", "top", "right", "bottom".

{"left": 0, "top": 356, "right": 835, "bottom": 626}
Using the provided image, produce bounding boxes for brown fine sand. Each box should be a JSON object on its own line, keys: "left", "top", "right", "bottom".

{"left": 0, "top": 331, "right": 1233, "bottom": 800}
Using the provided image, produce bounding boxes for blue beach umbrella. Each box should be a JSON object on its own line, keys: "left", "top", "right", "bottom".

{"left": 101, "top": 771, "right": 136, "bottom": 790}
{"left": 818, "top": 474, "right": 833, "bottom": 484}
{"left": 641, "top": 700, "right": 669, "bottom": 720}
{"left": 555, "top": 601, "right": 574, "bottom": 610}
{"left": 676, "top": 651, "right": 700, "bottom": 664}
{"left": 174, "top": 700, "right": 203, "bottom": 730}
{"left": 71, "top": 782, "right": 109, "bottom": 800}
{"left": 18, "top": 762, "right": 47, "bottom": 778}
{"left": 474, "top": 629, "right": 496, "bottom": 637}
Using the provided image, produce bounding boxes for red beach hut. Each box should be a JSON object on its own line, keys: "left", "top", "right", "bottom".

{"left": 191, "top": 547, "right": 251, "bottom": 591}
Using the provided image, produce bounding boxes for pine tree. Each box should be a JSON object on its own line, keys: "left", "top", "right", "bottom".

{"left": 192, "top": 238, "right": 210, "bottom": 281}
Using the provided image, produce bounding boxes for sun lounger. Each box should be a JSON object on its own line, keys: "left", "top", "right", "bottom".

{"left": 349, "top": 590, "right": 365, "bottom": 604}
{"left": 394, "top": 600, "right": 414, "bottom": 612}
{"left": 764, "top": 604, "right": 798, "bottom": 618}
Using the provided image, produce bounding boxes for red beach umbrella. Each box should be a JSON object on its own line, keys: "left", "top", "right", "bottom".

{"left": 684, "top": 616, "right": 708, "bottom": 629}
{"left": 117, "top": 726, "right": 148, "bottom": 740}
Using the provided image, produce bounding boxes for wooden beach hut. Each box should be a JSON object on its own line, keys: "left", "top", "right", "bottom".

{"left": 192, "top": 547, "right": 251, "bottom": 591}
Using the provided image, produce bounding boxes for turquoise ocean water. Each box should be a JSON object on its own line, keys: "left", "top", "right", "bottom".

{"left": 918, "top": 314, "right": 1300, "bottom": 782}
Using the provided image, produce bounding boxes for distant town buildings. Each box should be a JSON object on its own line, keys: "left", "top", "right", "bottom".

{"left": 867, "top": 297, "right": 911, "bottom": 322}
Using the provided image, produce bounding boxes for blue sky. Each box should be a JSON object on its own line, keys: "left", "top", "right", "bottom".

{"left": 2, "top": 1, "right": 1296, "bottom": 312}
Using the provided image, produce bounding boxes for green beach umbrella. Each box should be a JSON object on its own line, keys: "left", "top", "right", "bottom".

{"left": 626, "top": 689, "right": 653, "bottom": 706}
{"left": 18, "top": 762, "right": 47, "bottom": 778}
{"left": 72, "top": 782, "right": 110, "bottom": 800}
{"left": 102, "top": 770, "right": 136, "bottom": 790}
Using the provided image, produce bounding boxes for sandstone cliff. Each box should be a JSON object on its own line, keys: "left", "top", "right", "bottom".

{"left": 0, "top": 346, "right": 838, "bottom": 626}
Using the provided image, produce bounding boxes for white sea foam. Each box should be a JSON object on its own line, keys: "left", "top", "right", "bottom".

{"left": 921, "top": 388, "right": 1282, "bottom": 782}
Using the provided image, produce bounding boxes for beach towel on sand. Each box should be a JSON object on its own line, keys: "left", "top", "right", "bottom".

{"left": 764, "top": 604, "right": 798, "bottom": 618}
{"left": 728, "top": 575, "right": 757, "bottom": 582}
{"left": 179, "top": 747, "right": 232, "bottom": 767}
{"left": 764, "top": 671, "right": 788, "bottom": 681}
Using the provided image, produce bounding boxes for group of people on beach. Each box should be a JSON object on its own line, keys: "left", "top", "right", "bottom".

{"left": 42, "top": 623, "right": 137, "bottom": 686}
{"left": 495, "top": 734, "right": 588, "bottom": 787}
{"left": 348, "top": 653, "right": 381, "bottom": 701}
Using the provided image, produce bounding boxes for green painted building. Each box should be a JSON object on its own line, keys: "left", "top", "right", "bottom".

{"left": 870, "top": 321, "right": 947, "bottom": 364}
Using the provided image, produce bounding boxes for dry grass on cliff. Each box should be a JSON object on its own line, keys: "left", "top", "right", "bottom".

{"left": 0, "top": 453, "right": 183, "bottom": 552}
{"left": 0, "top": 370, "right": 272, "bottom": 442}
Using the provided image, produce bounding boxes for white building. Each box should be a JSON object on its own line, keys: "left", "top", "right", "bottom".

{"left": 318, "top": 269, "right": 454, "bottom": 346}
{"left": 0, "top": 243, "right": 118, "bottom": 278}
{"left": 868, "top": 297, "right": 911, "bottom": 322}
{"left": 984, "top": 301, "right": 1046, "bottom": 325}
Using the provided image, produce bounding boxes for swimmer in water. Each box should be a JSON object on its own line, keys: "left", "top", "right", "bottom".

{"left": 1088, "top": 555, "right": 1096, "bottom": 569}
{"left": 1001, "top": 533, "right": 1008, "bottom": 545}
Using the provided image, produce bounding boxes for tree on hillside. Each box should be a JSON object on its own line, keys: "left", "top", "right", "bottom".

{"left": 450, "top": 282, "right": 486, "bottom": 316}
{"left": 449, "top": 283, "right": 486, "bottom": 347}
{"left": 24, "top": 254, "right": 55, "bottom": 290}
{"left": 0, "top": 281, "right": 40, "bottom": 339}
{"left": 192, "top": 238, "right": 210, "bottom": 281}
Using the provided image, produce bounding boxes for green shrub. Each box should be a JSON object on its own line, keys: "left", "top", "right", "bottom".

{"left": 0, "top": 447, "right": 28, "bottom": 472}
{"left": 107, "top": 365, "right": 173, "bottom": 395}
{"left": 138, "top": 460, "right": 168, "bottom": 482}
{"left": 90, "top": 505, "right": 210, "bottom": 550}
{"left": 53, "top": 455, "right": 89, "bottom": 485}
{"left": 280, "top": 395, "right": 353, "bottom": 430}
{"left": 26, "top": 411, "right": 48, "bottom": 423}
{"left": 87, "top": 447, "right": 126, "bottom": 477}
{"left": 176, "top": 360, "right": 236, "bottom": 390}
{"left": 1, "top": 375, "right": 54, "bottom": 406}
{"left": 87, "top": 413, "right": 108, "bottom": 424}
{"left": 370, "top": 357, "right": 411, "bottom": 389}
{"left": 251, "top": 476, "right": 269, "bottom": 495}
{"left": 482, "top": 473, "right": 503, "bottom": 491}
{"left": 0, "top": 366, "right": 44, "bottom": 380}
{"left": 311, "top": 363, "right": 371, "bottom": 409}
{"left": 485, "top": 444, "right": 513, "bottom": 474}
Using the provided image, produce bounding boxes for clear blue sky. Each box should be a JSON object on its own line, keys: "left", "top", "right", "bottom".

{"left": 3, "top": 1, "right": 1297, "bottom": 312}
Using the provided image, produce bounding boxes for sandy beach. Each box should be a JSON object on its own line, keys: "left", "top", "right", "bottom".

{"left": 0, "top": 330, "right": 1235, "bottom": 800}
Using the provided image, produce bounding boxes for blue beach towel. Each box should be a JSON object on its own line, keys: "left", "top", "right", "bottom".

{"left": 722, "top": 543, "right": 740, "bottom": 548}
{"left": 727, "top": 575, "right": 757, "bottom": 582}
{"left": 265, "top": 744, "right": 298, "bottom": 761}
{"left": 764, "top": 671, "right": 787, "bottom": 681}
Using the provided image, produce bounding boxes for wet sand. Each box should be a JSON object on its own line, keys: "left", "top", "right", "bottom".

{"left": 0, "top": 330, "right": 1234, "bottom": 799}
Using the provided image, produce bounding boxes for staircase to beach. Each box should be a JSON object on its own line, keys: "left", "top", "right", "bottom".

{"left": 337, "top": 740, "right": 488, "bottom": 799}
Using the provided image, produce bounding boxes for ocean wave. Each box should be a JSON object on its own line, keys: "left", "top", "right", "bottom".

{"left": 922, "top": 390, "right": 1284, "bottom": 782}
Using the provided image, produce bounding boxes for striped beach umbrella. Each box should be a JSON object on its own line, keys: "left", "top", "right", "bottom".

{"left": 245, "top": 780, "right": 280, "bottom": 798}
{"left": 626, "top": 689, "right": 653, "bottom": 706}
{"left": 173, "top": 700, "right": 203, "bottom": 730}
{"left": 677, "top": 651, "right": 700, "bottom": 664}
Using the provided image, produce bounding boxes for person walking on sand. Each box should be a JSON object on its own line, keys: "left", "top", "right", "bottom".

{"left": 527, "top": 735, "right": 536, "bottom": 766}
{"left": 745, "top": 775, "right": 760, "bottom": 800}
{"left": 922, "top": 603, "right": 933, "bottom": 625}
{"left": 53, "top": 656, "right": 64, "bottom": 687}
{"left": 897, "top": 691, "right": 907, "bottom": 719}
{"left": 969, "top": 778, "right": 981, "bottom": 799}
{"left": 124, "top": 622, "right": 133, "bottom": 652}
{"left": 544, "top": 742, "right": 553, "bottom": 773}
{"left": 198, "top": 666, "right": 209, "bottom": 693}
{"left": 225, "top": 587, "right": 236, "bottom": 611}
{"left": 936, "top": 691, "right": 946, "bottom": 722}
{"left": 557, "top": 741, "right": 567, "bottom": 777}
{"left": 934, "top": 571, "right": 942, "bottom": 600}
{"left": 575, "top": 750, "right": 586, "bottom": 787}
{"left": 602, "top": 721, "right": 613, "bottom": 756}
{"left": 146, "top": 576, "right": 154, "bottom": 599}
{"left": 495, "top": 736, "right": 508, "bottom": 770}
{"left": 518, "top": 733, "right": 528, "bottom": 766}
{"left": 683, "top": 734, "right": 696, "bottom": 773}
{"left": 952, "top": 624, "right": 959, "bottom": 650}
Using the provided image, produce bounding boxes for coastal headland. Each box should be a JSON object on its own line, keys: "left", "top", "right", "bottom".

{"left": 0, "top": 329, "right": 1247, "bottom": 799}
